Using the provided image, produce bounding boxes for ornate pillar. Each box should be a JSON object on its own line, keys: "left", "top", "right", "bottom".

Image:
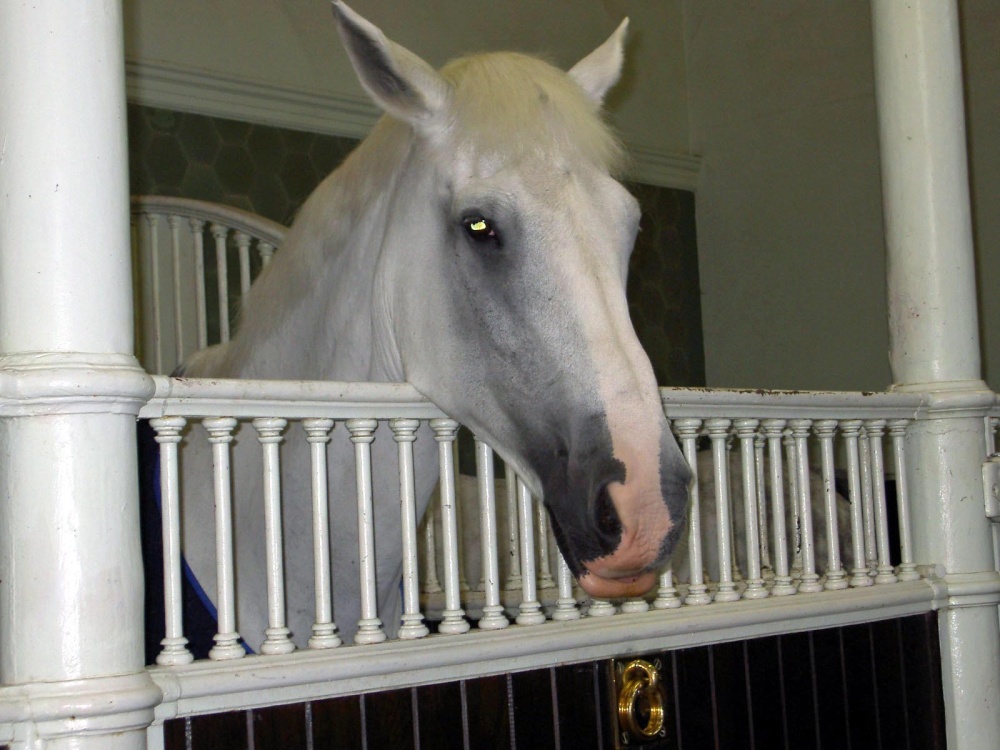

{"left": 872, "top": 2, "right": 1000, "bottom": 747}
{"left": 0, "top": 1, "right": 158, "bottom": 747}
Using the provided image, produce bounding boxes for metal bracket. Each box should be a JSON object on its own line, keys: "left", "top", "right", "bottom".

{"left": 982, "top": 453, "right": 1000, "bottom": 520}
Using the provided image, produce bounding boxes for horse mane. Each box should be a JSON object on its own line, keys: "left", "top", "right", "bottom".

{"left": 439, "top": 52, "right": 627, "bottom": 175}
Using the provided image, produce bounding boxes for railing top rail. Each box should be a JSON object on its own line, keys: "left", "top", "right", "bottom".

{"left": 138, "top": 375, "right": 444, "bottom": 420}
{"left": 660, "top": 386, "right": 926, "bottom": 420}
{"left": 137, "top": 377, "right": 928, "bottom": 422}
{"left": 131, "top": 195, "right": 287, "bottom": 248}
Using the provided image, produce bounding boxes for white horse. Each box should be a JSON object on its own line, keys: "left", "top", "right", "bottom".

{"left": 180, "top": 2, "right": 691, "bottom": 648}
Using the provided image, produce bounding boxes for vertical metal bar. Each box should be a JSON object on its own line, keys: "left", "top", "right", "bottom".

{"left": 552, "top": 552, "right": 581, "bottom": 620}
{"left": 784, "top": 428, "right": 803, "bottom": 578}
{"left": 451, "top": 440, "right": 471, "bottom": 595}
{"left": 303, "top": 418, "right": 341, "bottom": 649}
{"left": 754, "top": 431, "right": 772, "bottom": 575}
{"left": 146, "top": 213, "right": 163, "bottom": 374}
{"left": 536, "top": 502, "right": 556, "bottom": 592}
{"left": 474, "top": 438, "right": 509, "bottom": 630}
{"left": 859, "top": 428, "right": 878, "bottom": 573}
{"left": 503, "top": 464, "right": 522, "bottom": 593}
{"left": 887, "top": 419, "right": 919, "bottom": 581}
{"left": 254, "top": 418, "right": 294, "bottom": 654}
{"left": 392, "top": 418, "right": 430, "bottom": 639}
{"left": 762, "top": 419, "right": 795, "bottom": 596}
{"left": 346, "top": 418, "right": 386, "bottom": 644}
{"left": 706, "top": 418, "right": 738, "bottom": 602}
{"left": 815, "top": 420, "right": 847, "bottom": 590}
{"left": 210, "top": 223, "right": 230, "bottom": 342}
{"left": 675, "top": 418, "right": 711, "bottom": 604}
{"left": 653, "top": 569, "right": 681, "bottom": 610}
{"left": 151, "top": 417, "right": 194, "bottom": 666}
{"left": 840, "top": 420, "right": 873, "bottom": 588}
{"left": 735, "top": 419, "right": 767, "bottom": 599}
{"left": 431, "top": 418, "right": 470, "bottom": 634}
{"left": 515, "top": 477, "right": 546, "bottom": 625}
{"left": 189, "top": 218, "right": 208, "bottom": 351}
{"left": 235, "top": 231, "right": 252, "bottom": 298}
{"left": 422, "top": 506, "right": 443, "bottom": 595}
{"left": 258, "top": 241, "right": 276, "bottom": 267}
{"left": 130, "top": 218, "right": 144, "bottom": 366}
{"left": 168, "top": 214, "right": 185, "bottom": 367}
{"left": 864, "top": 419, "right": 898, "bottom": 585}
{"left": 203, "top": 417, "right": 244, "bottom": 660}
{"left": 790, "top": 419, "right": 822, "bottom": 593}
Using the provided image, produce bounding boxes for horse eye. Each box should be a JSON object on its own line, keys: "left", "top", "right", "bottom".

{"left": 462, "top": 216, "right": 499, "bottom": 243}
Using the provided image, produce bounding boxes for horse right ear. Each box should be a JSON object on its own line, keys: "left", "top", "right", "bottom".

{"left": 568, "top": 17, "right": 629, "bottom": 106}
{"left": 332, "top": 2, "right": 450, "bottom": 131}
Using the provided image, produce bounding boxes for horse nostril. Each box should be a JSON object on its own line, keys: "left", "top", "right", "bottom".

{"left": 594, "top": 482, "right": 622, "bottom": 540}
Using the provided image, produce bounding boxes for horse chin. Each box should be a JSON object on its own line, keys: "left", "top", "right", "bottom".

{"left": 576, "top": 569, "right": 660, "bottom": 599}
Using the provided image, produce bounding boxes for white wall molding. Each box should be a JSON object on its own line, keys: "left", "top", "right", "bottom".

{"left": 125, "top": 60, "right": 382, "bottom": 142}
{"left": 125, "top": 60, "right": 701, "bottom": 191}
{"left": 626, "top": 146, "right": 701, "bottom": 191}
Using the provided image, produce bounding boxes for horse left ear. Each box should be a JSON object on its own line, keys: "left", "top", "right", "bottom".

{"left": 568, "top": 17, "right": 629, "bottom": 105}
{"left": 332, "top": 2, "right": 450, "bottom": 130}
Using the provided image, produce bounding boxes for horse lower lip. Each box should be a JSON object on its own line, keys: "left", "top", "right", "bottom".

{"left": 577, "top": 570, "right": 658, "bottom": 599}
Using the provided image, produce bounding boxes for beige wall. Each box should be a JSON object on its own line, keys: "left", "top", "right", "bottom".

{"left": 122, "top": 0, "right": 691, "bottom": 157}
{"left": 963, "top": 1, "right": 1000, "bottom": 392}
{"left": 684, "top": 0, "right": 999, "bottom": 392}
{"left": 684, "top": 0, "right": 889, "bottom": 391}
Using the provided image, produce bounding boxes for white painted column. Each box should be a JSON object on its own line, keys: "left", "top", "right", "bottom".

{"left": 872, "top": 2, "right": 1000, "bottom": 748}
{"left": 0, "top": 1, "right": 159, "bottom": 747}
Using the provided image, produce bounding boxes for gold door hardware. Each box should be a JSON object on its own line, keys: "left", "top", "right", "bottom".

{"left": 611, "top": 658, "right": 670, "bottom": 746}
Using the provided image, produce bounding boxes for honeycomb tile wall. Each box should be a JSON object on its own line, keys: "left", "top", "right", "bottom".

{"left": 128, "top": 105, "right": 704, "bottom": 386}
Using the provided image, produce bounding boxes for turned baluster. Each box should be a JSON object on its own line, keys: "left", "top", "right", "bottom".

{"left": 151, "top": 416, "right": 194, "bottom": 665}
{"left": 391, "top": 418, "right": 430, "bottom": 639}
{"left": 203, "top": 417, "right": 244, "bottom": 660}
{"left": 303, "top": 418, "right": 341, "bottom": 649}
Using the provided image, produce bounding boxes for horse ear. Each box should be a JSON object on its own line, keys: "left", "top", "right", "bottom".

{"left": 568, "top": 17, "right": 629, "bottom": 105}
{"left": 331, "top": 2, "right": 450, "bottom": 129}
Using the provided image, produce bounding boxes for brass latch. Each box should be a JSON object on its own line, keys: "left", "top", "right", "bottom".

{"left": 611, "top": 658, "right": 670, "bottom": 747}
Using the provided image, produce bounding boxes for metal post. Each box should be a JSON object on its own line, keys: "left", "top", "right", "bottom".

{"left": 0, "top": 1, "right": 158, "bottom": 747}
{"left": 872, "top": 2, "right": 1000, "bottom": 747}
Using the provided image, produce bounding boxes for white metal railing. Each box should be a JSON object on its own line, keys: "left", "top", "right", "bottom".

{"left": 139, "top": 380, "right": 935, "bottom": 708}
{"left": 130, "top": 196, "right": 286, "bottom": 376}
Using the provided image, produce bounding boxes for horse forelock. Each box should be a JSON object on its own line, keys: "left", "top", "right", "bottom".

{"left": 437, "top": 52, "right": 627, "bottom": 176}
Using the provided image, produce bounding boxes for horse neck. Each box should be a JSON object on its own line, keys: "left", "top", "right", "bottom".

{"left": 208, "top": 122, "right": 416, "bottom": 383}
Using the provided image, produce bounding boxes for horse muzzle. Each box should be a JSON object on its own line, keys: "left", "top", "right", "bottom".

{"left": 575, "top": 475, "right": 689, "bottom": 598}
{"left": 544, "top": 435, "right": 691, "bottom": 599}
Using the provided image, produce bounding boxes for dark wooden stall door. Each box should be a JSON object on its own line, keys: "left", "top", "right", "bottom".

{"left": 163, "top": 613, "right": 944, "bottom": 750}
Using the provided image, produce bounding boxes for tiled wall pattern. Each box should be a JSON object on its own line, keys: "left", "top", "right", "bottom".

{"left": 128, "top": 105, "right": 705, "bottom": 386}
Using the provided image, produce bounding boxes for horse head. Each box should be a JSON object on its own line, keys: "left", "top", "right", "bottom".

{"left": 332, "top": 2, "right": 691, "bottom": 599}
